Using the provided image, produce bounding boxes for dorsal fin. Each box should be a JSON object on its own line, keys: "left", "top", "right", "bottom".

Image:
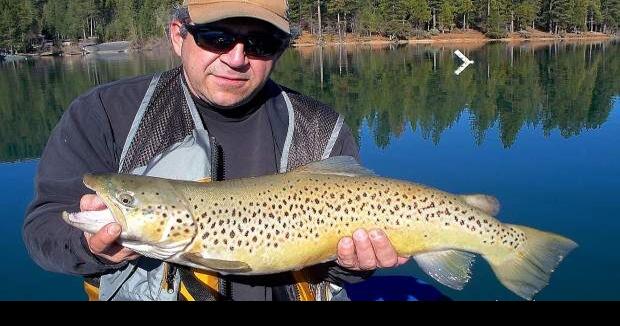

{"left": 292, "top": 156, "right": 376, "bottom": 177}
{"left": 460, "top": 194, "right": 501, "bottom": 216}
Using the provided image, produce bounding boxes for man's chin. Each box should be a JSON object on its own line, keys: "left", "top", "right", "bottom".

{"left": 205, "top": 91, "right": 257, "bottom": 109}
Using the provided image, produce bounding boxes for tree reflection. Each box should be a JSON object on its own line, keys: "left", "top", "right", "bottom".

{"left": 0, "top": 41, "right": 618, "bottom": 162}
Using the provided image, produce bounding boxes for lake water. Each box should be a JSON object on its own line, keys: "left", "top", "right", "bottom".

{"left": 1, "top": 40, "right": 618, "bottom": 300}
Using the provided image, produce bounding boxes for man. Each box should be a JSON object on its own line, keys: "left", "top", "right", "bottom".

{"left": 23, "top": 0, "right": 409, "bottom": 301}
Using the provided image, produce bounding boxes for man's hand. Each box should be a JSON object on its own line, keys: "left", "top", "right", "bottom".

{"left": 337, "top": 229, "right": 410, "bottom": 271}
{"left": 80, "top": 194, "right": 140, "bottom": 264}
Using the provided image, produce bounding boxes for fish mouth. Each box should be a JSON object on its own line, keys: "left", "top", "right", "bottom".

{"left": 78, "top": 173, "right": 128, "bottom": 232}
{"left": 62, "top": 209, "right": 116, "bottom": 235}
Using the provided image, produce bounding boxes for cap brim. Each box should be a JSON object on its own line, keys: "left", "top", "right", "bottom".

{"left": 188, "top": 3, "right": 290, "bottom": 34}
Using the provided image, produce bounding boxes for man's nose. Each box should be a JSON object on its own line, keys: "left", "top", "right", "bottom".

{"left": 220, "top": 42, "right": 248, "bottom": 68}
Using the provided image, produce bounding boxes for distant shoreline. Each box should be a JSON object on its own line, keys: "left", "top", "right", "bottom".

{"left": 291, "top": 30, "right": 618, "bottom": 47}
{"left": 6, "top": 31, "right": 617, "bottom": 58}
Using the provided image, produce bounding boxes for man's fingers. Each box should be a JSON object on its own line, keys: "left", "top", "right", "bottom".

{"left": 114, "top": 248, "right": 140, "bottom": 261}
{"left": 80, "top": 194, "right": 107, "bottom": 211}
{"left": 337, "top": 237, "right": 359, "bottom": 269}
{"left": 369, "top": 229, "right": 399, "bottom": 268}
{"left": 352, "top": 229, "right": 377, "bottom": 270}
{"left": 87, "top": 223, "right": 122, "bottom": 254}
{"left": 396, "top": 256, "right": 410, "bottom": 267}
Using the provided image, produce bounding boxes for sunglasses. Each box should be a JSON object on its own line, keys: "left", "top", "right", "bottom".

{"left": 184, "top": 24, "right": 290, "bottom": 58}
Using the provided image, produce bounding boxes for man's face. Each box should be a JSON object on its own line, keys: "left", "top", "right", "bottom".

{"left": 171, "top": 18, "right": 285, "bottom": 108}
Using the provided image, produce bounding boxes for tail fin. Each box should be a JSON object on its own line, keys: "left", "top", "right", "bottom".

{"left": 488, "top": 224, "right": 578, "bottom": 300}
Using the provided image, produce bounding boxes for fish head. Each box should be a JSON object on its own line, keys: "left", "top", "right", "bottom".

{"left": 63, "top": 173, "right": 196, "bottom": 259}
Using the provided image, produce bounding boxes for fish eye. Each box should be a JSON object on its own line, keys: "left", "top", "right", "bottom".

{"left": 117, "top": 192, "right": 135, "bottom": 207}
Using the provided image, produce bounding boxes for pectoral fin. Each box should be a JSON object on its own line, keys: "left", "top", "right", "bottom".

{"left": 460, "top": 194, "right": 501, "bottom": 216}
{"left": 413, "top": 250, "right": 476, "bottom": 290}
{"left": 195, "top": 177, "right": 212, "bottom": 183}
{"left": 181, "top": 253, "right": 252, "bottom": 273}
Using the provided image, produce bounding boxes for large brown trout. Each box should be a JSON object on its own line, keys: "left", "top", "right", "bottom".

{"left": 63, "top": 156, "right": 577, "bottom": 300}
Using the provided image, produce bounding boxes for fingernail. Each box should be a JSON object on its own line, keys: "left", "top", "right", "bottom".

{"left": 353, "top": 229, "right": 367, "bottom": 240}
{"left": 108, "top": 224, "right": 121, "bottom": 236}
{"left": 370, "top": 230, "right": 383, "bottom": 240}
{"left": 341, "top": 238, "right": 353, "bottom": 247}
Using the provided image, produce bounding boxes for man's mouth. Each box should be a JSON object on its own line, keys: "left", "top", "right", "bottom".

{"left": 211, "top": 74, "right": 250, "bottom": 86}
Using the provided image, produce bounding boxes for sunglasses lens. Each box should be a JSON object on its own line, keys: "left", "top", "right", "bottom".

{"left": 245, "top": 35, "right": 287, "bottom": 57}
{"left": 187, "top": 25, "right": 288, "bottom": 58}
{"left": 193, "top": 31, "right": 236, "bottom": 52}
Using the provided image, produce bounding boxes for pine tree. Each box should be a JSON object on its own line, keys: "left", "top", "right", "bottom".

{"left": 378, "top": 0, "right": 410, "bottom": 39}
{"left": 601, "top": 0, "right": 620, "bottom": 32}
{"left": 571, "top": 0, "right": 589, "bottom": 31}
{"left": 406, "top": 0, "right": 432, "bottom": 29}
{"left": 515, "top": 0, "right": 540, "bottom": 30}
{"left": 455, "top": 0, "right": 475, "bottom": 29}
{"left": 438, "top": 0, "right": 457, "bottom": 31}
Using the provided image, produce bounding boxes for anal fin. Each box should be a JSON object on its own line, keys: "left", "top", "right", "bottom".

{"left": 413, "top": 250, "right": 476, "bottom": 290}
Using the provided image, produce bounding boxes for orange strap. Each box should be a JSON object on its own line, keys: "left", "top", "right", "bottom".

{"left": 292, "top": 270, "right": 316, "bottom": 301}
{"left": 179, "top": 281, "right": 196, "bottom": 301}
{"left": 178, "top": 269, "right": 221, "bottom": 301}
{"left": 83, "top": 281, "right": 100, "bottom": 301}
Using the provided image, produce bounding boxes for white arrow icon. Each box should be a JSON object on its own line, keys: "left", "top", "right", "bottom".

{"left": 454, "top": 50, "right": 474, "bottom": 76}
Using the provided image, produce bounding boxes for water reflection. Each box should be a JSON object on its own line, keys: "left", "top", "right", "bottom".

{"left": 0, "top": 41, "right": 618, "bottom": 162}
{"left": 0, "top": 52, "right": 179, "bottom": 162}
{"left": 273, "top": 41, "right": 619, "bottom": 149}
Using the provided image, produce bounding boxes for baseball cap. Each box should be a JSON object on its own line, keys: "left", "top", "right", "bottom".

{"left": 183, "top": 0, "right": 290, "bottom": 34}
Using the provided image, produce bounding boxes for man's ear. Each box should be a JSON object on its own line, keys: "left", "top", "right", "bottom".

{"left": 169, "top": 21, "right": 185, "bottom": 57}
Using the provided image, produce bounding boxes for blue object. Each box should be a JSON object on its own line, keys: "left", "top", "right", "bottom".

{"left": 344, "top": 276, "right": 451, "bottom": 301}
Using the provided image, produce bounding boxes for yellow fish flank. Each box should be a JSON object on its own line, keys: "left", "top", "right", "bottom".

{"left": 63, "top": 156, "right": 577, "bottom": 300}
